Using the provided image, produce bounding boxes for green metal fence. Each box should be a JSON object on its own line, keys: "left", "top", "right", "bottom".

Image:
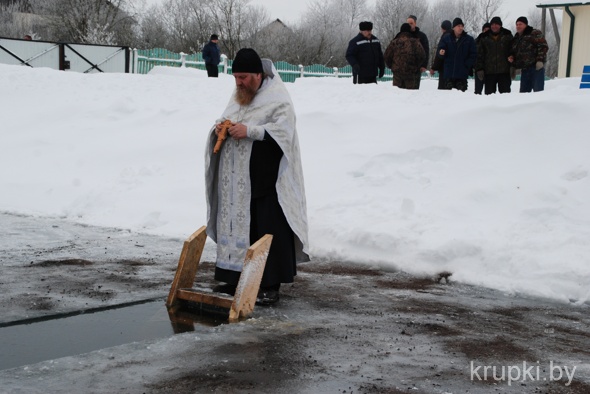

{"left": 132, "top": 48, "right": 394, "bottom": 83}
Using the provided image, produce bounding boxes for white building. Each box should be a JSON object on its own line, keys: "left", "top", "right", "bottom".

{"left": 537, "top": 1, "right": 590, "bottom": 78}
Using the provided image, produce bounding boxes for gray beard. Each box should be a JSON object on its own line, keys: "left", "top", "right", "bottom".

{"left": 235, "top": 86, "right": 257, "bottom": 106}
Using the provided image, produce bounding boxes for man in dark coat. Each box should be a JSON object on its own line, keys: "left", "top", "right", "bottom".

{"left": 475, "top": 17, "right": 513, "bottom": 95}
{"left": 436, "top": 18, "right": 477, "bottom": 92}
{"left": 384, "top": 23, "right": 426, "bottom": 90}
{"left": 474, "top": 22, "right": 491, "bottom": 94}
{"left": 509, "top": 16, "right": 549, "bottom": 93}
{"left": 346, "top": 21, "right": 385, "bottom": 84}
{"left": 202, "top": 34, "right": 221, "bottom": 78}
{"left": 430, "top": 20, "right": 452, "bottom": 90}
{"left": 406, "top": 15, "right": 429, "bottom": 89}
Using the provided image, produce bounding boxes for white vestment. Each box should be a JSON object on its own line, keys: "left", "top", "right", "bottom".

{"left": 205, "top": 61, "right": 309, "bottom": 272}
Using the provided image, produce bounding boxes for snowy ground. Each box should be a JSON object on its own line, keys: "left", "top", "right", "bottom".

{"left": 1, "top": 64, "right": 590, "bottom": 392}
{"left": 1, "top": 64, "right": 589, "bottom": 304}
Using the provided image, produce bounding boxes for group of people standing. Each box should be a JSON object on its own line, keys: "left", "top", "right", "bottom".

{"left": 346, "top": 15, "right": 549, "bottom": 94}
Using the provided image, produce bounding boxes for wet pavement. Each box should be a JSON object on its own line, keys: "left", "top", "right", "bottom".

{"left": 0, "top": 212, "right": 589, "bottom": 393}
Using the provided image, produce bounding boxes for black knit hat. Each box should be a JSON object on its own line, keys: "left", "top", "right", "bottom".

{"left": 516, "top": 16, "right": 529, "bottom": 25}
{"left": 441, "top": 20, "right": 452, "bottom": 31}
{"left": 210, "top": 34, "right": 218, "bottom": 40}
{"left": 408, "top": 15, "right": 417, "bottom": 22}
{"left": 359, "top": 21, "right": 373, "bottom": 31}
{"left": 452, "top": 18, "right": 464, "bottom": 28}
{"left": 232, "top": 48, "right": 263, "bottom": 74}
{"left": 400, "top": 23, "right": 412, "bottom": 33}
{"left": 490, "top": 16, "right": 502, "bottom": 26}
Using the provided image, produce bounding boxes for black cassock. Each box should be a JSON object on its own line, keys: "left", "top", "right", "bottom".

{"left": 215, "top": 131, "right": 296, "bottom": 288}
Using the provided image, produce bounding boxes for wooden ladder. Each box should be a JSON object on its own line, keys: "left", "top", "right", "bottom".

{"left": 166, "top": 226, "right": 273, "bottom": 322}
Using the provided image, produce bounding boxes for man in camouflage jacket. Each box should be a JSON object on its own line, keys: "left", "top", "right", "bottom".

{"left": 509, "top": 16, "right": 549, "bottom": 93}
{"left": 475, "top": 17, "right": 513, "bottom": 95}
{"left": 384, "top": 23, "right": 426, "bottom": 90}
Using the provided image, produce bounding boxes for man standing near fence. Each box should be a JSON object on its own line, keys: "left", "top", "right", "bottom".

{"left": 205, "top": 48, "right": 309, "bottom": 306}
{"left": 384, "top": 23, "right": 425, "bottom": 90}
{"left": 475, "top": 17, "right": 513, "bottom": 95}
{"left": 508, "top": 17, "right": 549, "bottom": 93}
{"left": 203, "top": 34, "right": 221, "bottom": 78}
{"left": 346, "top": 21, "right": 385, "bottom": 84}
{"left": 436, "top": 18, "right": 477, "bottom": 92}
{"left": 430, "top": 20, "right": 452, "bottom": 90}
{"left": 407, "top": 15, "right": 429, "bottom": 89}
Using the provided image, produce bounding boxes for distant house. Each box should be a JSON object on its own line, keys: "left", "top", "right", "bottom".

{"left": 260, "top": 19, "right": 291, "bottom": 36}
{"left": 249, "top": 19, "right": 296, "bottom": 63}
{"left": 537, "top": 1, "right": 590, "bottom": 78}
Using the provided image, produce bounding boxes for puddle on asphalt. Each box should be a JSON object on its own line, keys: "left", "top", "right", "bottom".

{"left": 0, "top": 300, "right": 227, "bottom": 371}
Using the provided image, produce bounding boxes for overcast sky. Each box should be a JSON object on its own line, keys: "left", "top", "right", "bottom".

{"left": 248, "top": 0, "right": 546, "bottom": 24}
{"left": 144, "top": 0, "right": 556, "bottom": 27}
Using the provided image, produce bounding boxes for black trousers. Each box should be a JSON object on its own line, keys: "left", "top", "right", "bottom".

{"left": 446, "top": 79, "right": 468, "bottom": 92}
{"left": 215, "top": 192, "right": 296, "bottom": 288}
{"left": 484, "top": 73, "right": 511, "bottom": 95}
{"left": 437, "top": 72, "right": 448, "bottom": 90}
{"left": 354, "top": 75, "right": 377, "bottom": 84}
{"left": 206, "top": 64, "right": 219, "bottom": 78}
{"left": 474, "top": 75, "right": 484, "bottom": 94}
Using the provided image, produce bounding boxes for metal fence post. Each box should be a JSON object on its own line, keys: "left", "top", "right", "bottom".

{"left": 222, "top": 54, "right": 228, "bottom": 74}
{"left": 299, "top": 64, "right": 304, "bottom": 78}
{"left": 180, "top": 52, "right": 186, "bottom": 67}
{"left": 333, "top": 67, "right": 339, "bottom": 78}
{"left": 133, "top": 48, "right": 138, "bottom": 73}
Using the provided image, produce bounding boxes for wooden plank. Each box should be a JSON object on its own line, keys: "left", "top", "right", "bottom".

{"left": 166, "top": 226, "right": 207, "bottom": 307}
{"left": 176, "top": 289, "right": 234, "bottom": 309}
{"left": 229, "top": 234, "right": 273, "bottom": 322}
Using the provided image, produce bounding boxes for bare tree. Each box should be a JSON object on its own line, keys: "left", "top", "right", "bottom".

{"left": 477, "top": 0, "right": 504, "bottom": 24}
{"left": 135, "top": 5, "right": 170, "bottom": 49}
{"left": 33, "top": 0, "right": 140, "bottom": 45}
{"left": 372, "top": 0, "right": 429, "bottom": 43}
{"left": 0, "top": 0, "right": 38, "bottom": 38}
{"left": 155, "top": 0, "right": 214, "bottom": 53}
{"left": 291, "top": 0, "right": 369, "bottom": 67}
{"left": 206, "top": 0, "right": 269, "bottom": 59}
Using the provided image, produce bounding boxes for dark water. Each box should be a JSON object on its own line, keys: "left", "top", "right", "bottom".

{"left": 0, "top": 299, "right": 226, "bottom": 371}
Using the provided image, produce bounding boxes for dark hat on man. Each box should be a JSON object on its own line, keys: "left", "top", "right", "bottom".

{"left": 400, "top": 23, "right": 412, "bottom": 33}
{"left": 483, "top": 22, "right": 491, "bottom": 30}
{"left": 210, "top": 34, "right": 218, "bottom": 40}
{"left": 490, "top": 16, "right": 502, "bottom": 26}
{"left": 408, "top": 15, "right": 417, "bottom": 22}
{"left": 441, "top": 20, "right": 452, "bottom": 31}
{"left": 359, "top": 21, "right": 373, "bottom": 31}
{"left": 452, "top": 18, "right": 464, "bottom": 28}
{"left": 516, "top": 16, "right": 529, "bottom": 25}
{"left": 232, "top": 48, "right": 263, "bottom": 74}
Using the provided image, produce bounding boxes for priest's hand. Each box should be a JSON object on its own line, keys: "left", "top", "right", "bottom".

{"left": 229, "top": 123, "right": 248, "bottom": 140}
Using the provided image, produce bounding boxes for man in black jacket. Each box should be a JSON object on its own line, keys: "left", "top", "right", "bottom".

{"left": 407, "top": 15, "right": 429, "bottom": 89}
{"left": 346, "top": 21, "right": 385, "bottom": 84}
{"left": 203, "top": 34, "right": 221, "bottom": 78}
{"left": 475, "top": 17, "right": 513, "bottom": 94}
{"left": 430, "top": 19, "right": 452, "bottom": 90}
{"left": 474, "top": 22, "right": 491, "bottom": 94}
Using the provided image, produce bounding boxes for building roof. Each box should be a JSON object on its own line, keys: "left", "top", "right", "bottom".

{"left": 537, "top": 1, "right": 590, "bottom": 7}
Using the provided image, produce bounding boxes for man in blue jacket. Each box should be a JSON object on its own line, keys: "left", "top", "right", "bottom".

{"left": 203, "top": 34, "right": 221, "bottom": 78}
{"left": 346, "top": 21, "right": 385, "bottom": 84}
{"left": 436, "top": 18, "right": 477, "bottom": 92}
